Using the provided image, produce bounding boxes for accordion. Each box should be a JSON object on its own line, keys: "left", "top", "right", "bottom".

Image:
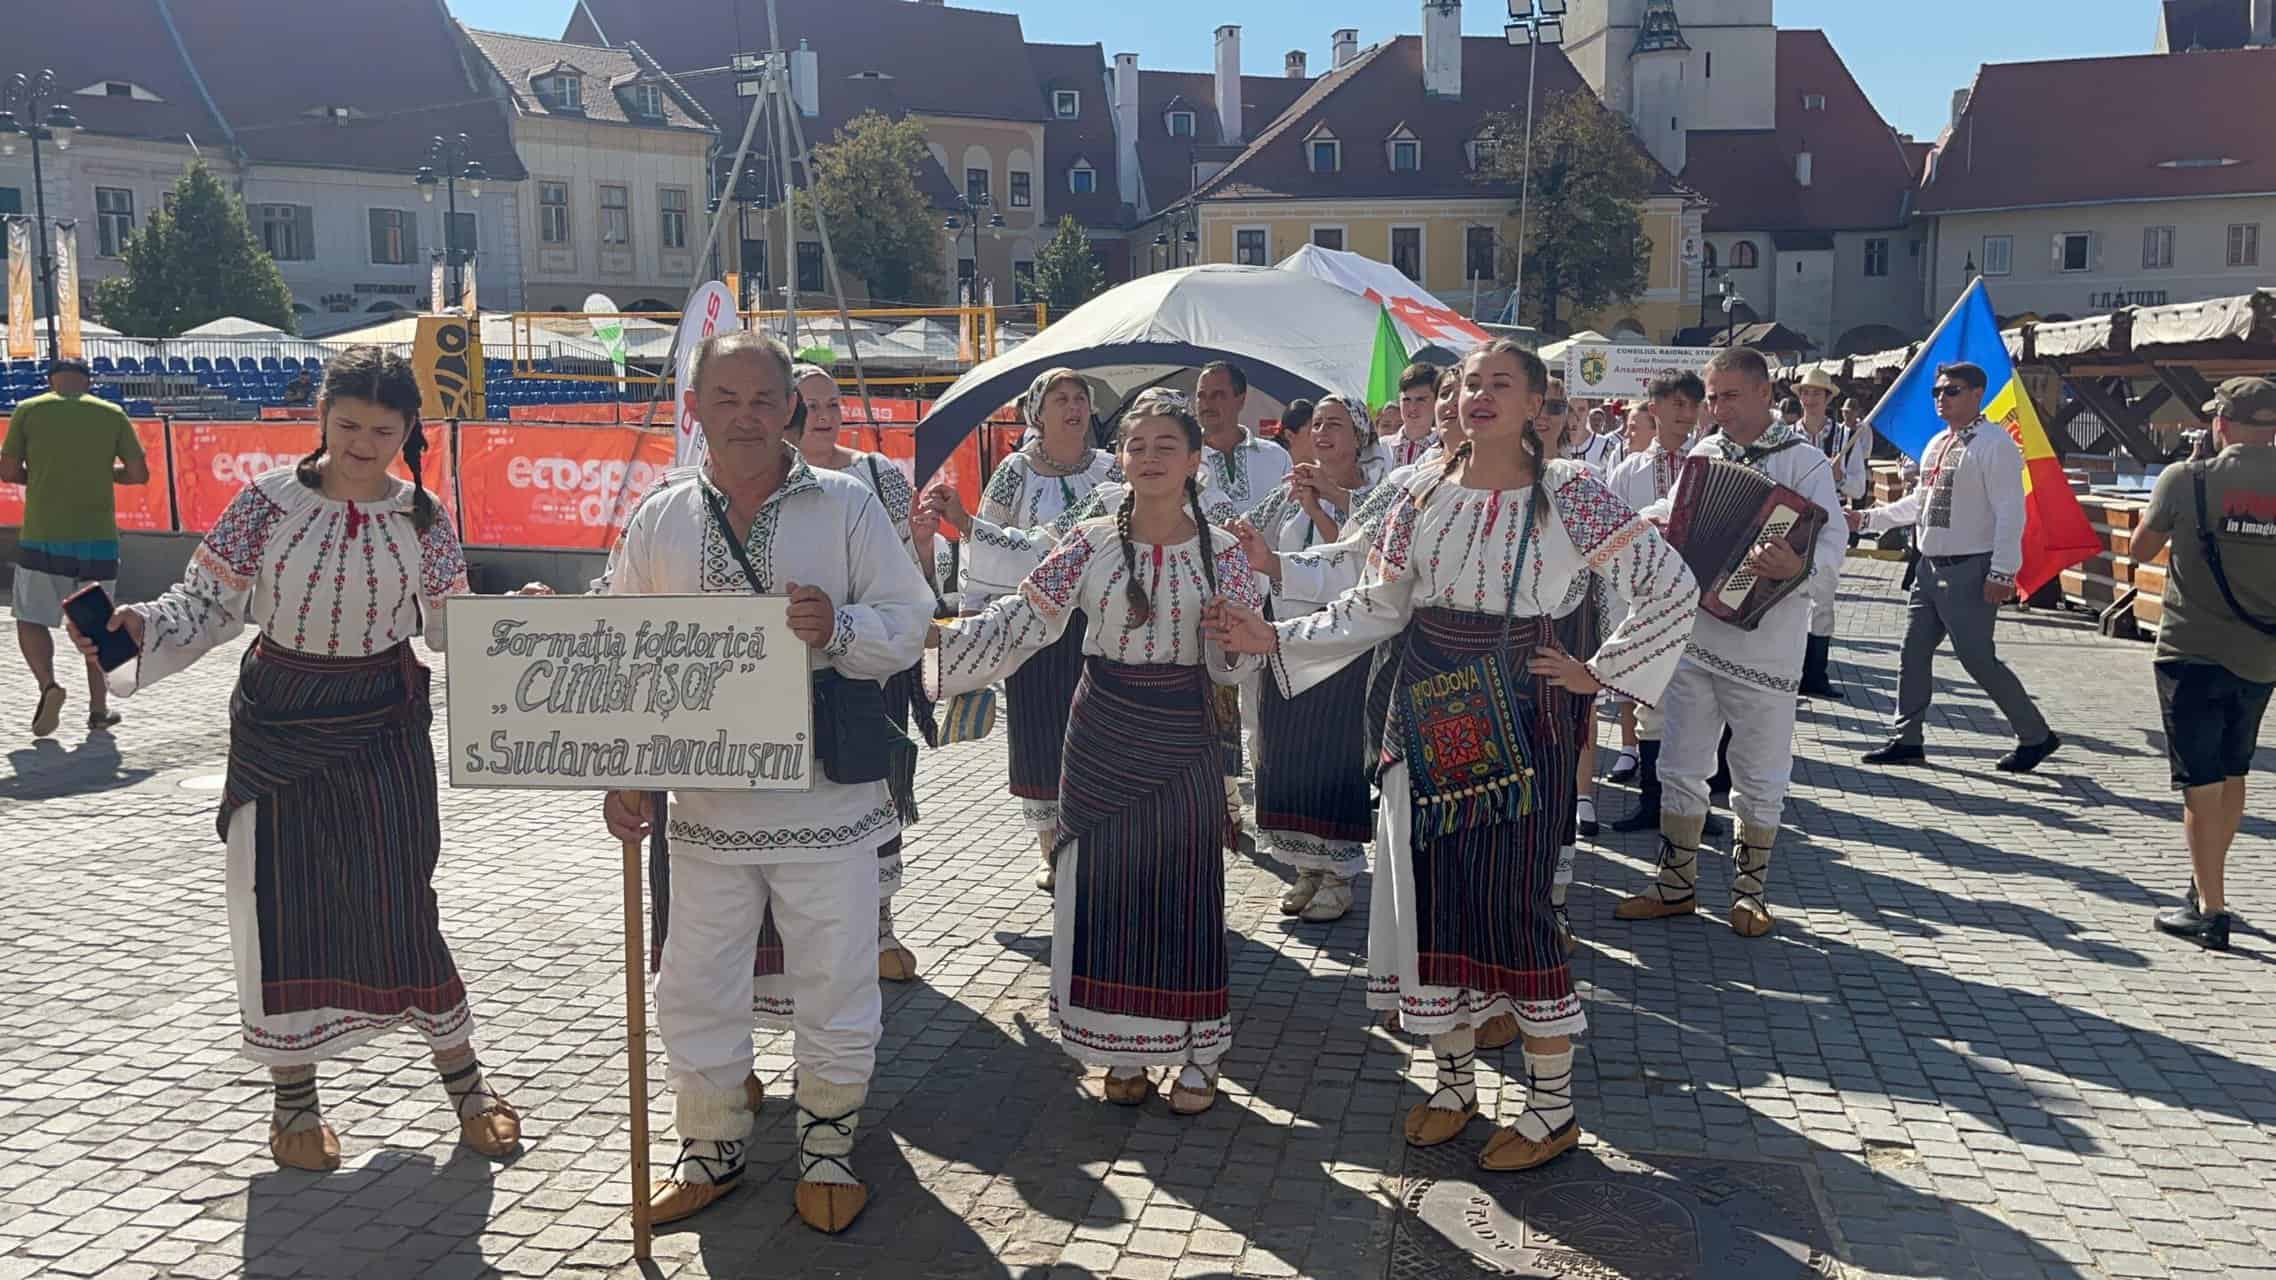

{"left": 1663, "top": 454, "right": 1827, "bottom": 631}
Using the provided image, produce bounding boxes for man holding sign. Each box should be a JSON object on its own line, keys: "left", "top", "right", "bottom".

{"left": 600, "top": 331, "right": 932, "bottom": 1233}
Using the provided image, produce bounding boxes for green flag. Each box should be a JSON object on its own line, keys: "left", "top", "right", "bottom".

{"left": 1364, "top": 307, "right": 1408, "bottom": 417}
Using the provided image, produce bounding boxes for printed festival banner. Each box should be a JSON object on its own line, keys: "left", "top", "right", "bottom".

{"left": 0, "top": 420, "right": 171, "bottom": 530}
{"left": 169, "top": 421, "right": 456, "bottom": 533}
{"left": 455, "top": 423, "right": 674, "bottom": 551}
{"left": 413, "top": 313, "right": 485, "bottom": 421}
{"left": 1563, "top": 344, "right": 1709, "bottom": 401}
{"left": 53, "top": 230, "right": 81, "bottom": 362}
{"left": 5, "top": 219, "right": 32, "bottom": 360}
{"left": 444, "top": 594, "right": 814, "bottom": 793}
{"left": 672, "top": 281, "right": 743, "bottom": 471}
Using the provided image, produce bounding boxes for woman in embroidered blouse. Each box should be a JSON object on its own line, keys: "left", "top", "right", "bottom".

{"left": 922, "top": 368, "right": 1118, "bottom": 892}
{"left": 1242, "top": 394, "right": 1380, "bottom": 923}
{"left": 790, "top": 365, "right": 931, "bottom": 981}
{"left": 1208, "top": 340, "right": 1697, "bottom": 1173}
{"left": 71, "top": 347, "right": 517, "bottom": 1173}
{"left": 926, "top": 391, "right": 1263, "bottom": 1115}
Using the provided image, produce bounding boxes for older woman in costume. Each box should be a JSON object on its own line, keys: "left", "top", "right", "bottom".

{"left": 74, "top": 347, "right": 518, "bottom": 1172}
{"left": 928, "top": 391, "right": 1262, "bottom": 1113}
{"left": 1210, "top": 341, "right": 1695, "bottom": 1172}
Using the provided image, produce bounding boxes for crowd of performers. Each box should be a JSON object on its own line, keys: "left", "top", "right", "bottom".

{"left": 70, "top": 323, "right": 2065, "bottom": 1239}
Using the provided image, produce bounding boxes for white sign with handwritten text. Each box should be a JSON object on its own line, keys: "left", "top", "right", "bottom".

{"left": 445, "top": 594, "right": 812, "bottom": 793}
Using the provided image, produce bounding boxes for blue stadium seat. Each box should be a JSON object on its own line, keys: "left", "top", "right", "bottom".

{"left": 260, "top": 357, "right": 281, "bottom": 372}
{"left": 168, "top": 357, "right": 192, "bottom": 375}
{"left": 128, "top": 399, "right": 155, "bottom": 416}
{"left": 191, "top": 356, "right": 213, "bottom": 373}
{"left": 91, "top": 357, "right": 118, "bottom": 375}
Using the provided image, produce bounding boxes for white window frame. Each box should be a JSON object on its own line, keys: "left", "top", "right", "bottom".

{"left": 95, "top": 187, "right": 136, "bottom": 258}
{"left": 1053, "top": 89, "right": 1080, "bottom": 119}
{"left": 1233, "top": 225, "right": 1270, "bottom": 267}
{"left": 1008, "top": 170, "right": 1032, "bottom": 209}
{"left": 1308, "top": 137, "right": 1342, "bottom": 174}
{"left": 660, "top": 187, "right": 689, "bottom": 251}
{"left": 538, "top": 181, "right": 571, "bottom": 245}
{"left": 2058, "top": 231, "right": 2092, "bottom": 273}
{"left": 536, "top": 74, "right": 582, "bottom": 112}
{"left": 256, "top": 203, "right": 313, "bottom": 262}
{"left": 1390, "top": 138, "right": 1422, "bottom": 173}
{"left": 1981, "top": 234, "right": 2013, "bottom": 277}
{"left": 1802, "top": 93, "right": 1826, "bottom": 111}
{"left": 599, "top": 184, "right": 632, "bottom": 247}
{"left": 1309, "top": 224, "right": 1346, "bottom": 252}
{"left": 1389, "top": 224, "right": 1425, "bottom": 283}
{"left": 1068, "top": 162, "right": 1097, "bottom": 195}
{"left": 2228, "top": 222, "right": 2260, "bottom": 268}
{"left": 2143, "top": 225, "right": 2175, "bottom": 271}
{"left": 1167, "top": 110, "right": 1195, "bottom": 138}
{"left": 626, "top": 84, "right": 665, "bottom": 118}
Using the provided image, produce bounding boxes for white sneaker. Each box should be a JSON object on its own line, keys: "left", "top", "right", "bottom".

{"left": 1036, "top": 846, "right": 1058, "bottom": 892}
{"left": 1301, "top": 874, "right": 1354, "bottom": 922}
{"left": 1279, "top": 870, "right": 1324, "bottom": 915}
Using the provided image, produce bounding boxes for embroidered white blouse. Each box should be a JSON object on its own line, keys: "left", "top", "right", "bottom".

{"left": 1202, "top": 428, "right": 1293, "bottom": 512}
{"left": 963, "top": 469, "right": 1238, "bottom": 610}
{"left": 1275, "top": 457, "right": 1438, "bottom": 608}
{"left": 960, "top": 447, "right": 1119, "bottom": 601}
{"left": 1267, "top": 460, "right": 1697, "bottom": 710}
{"left": 118, "top": 468, "right": 467, "bottom": 694}
{"left": 927, "top": 521, "right": 1266, "bottom": 699}
{"left": 1606, "top": 441, "right": 1682, "bottom": 521}
{"left": 603, "top": 452, "right": 935, "bottom": 865}
{"left": 1244, "top": 474, "right": 1379, "bottom": 615}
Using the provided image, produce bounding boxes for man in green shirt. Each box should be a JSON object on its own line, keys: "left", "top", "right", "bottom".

{"left": 2131, "top": 376, "right": 2276, "bottom": 950}
{"left": 1, "top": 359, "right": 152, "bottom": 737}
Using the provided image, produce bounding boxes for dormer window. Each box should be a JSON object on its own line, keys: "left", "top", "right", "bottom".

{"left": 532, "top": 67, "right": 584, "bottom": 113}
{"left": 1053, "top": 89, "right": 1080, "bottom": 119}
{"left": 623, "top": 83, "right": 665, "bottom": 118}
{"left": 1465, "top": 137, "right": 1499, "bottom": 170}
{"left": 75, "top": 80, "right": 162, "bottom": 102}
{"left": 1069, "top": 160, "right": 1097, "bottom": 194}
{"left": 1385, "top": 124, "right": 1421, "bottom": 173}
{"left": 1801, "top": 93, "right": 1826, "bottom": 111}
{"left": 1168, "top": 109, "right": 1195, "bottom": 138}
{"left": 1306, "top": 125, "right": 1341, "bottom": 173}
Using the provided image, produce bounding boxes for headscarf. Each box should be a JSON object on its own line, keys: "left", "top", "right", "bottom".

{"left": 1021, "top": 367, "right": 1091, "bottom": 429}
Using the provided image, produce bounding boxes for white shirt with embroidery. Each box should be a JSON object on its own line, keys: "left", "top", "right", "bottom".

{"left": 1244, "top": 474, "right": 1379, "bottom": 616}
{"left": 119, "top": 467, "right": 466, "bottom": 694}
{"left": 1386, "top": 431, "right": 1438, "bottom": 470}
{"left": 927, "top": 522, "right": 1265, "bottom": 699}
{"left": 960, "top": 447, "right": 1119, "bottom": 602}
{"left": 1565, "top": 431, "right": 1623, "bottom": 477}
{"left": 602, "top": 453, "right": 935, "bottom": 865}
{"left": 1672, "top": 428, "right": 1850, "bottom": 692}
{"left": 1607, "top": 441, "right": 1683, "bottom": 522}
{"left": 1201, "top": 428, "right": 1293, "bottom": 513}
{"left": 1864, "top": 417, "right": 2026, "bottom": 585}
{"left": 1275, "top": 457, "right": 1438, "bottom": 607}
{"left": 962, "top": 465, "right": 1236, "bottom": 609}
{"left": 1267, "top": 459, "right": 1697, "bottom": 710}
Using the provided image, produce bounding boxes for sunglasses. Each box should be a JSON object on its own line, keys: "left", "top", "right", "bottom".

{"left": 1543, "top": 399, "right": 1570, "bottom": 415}
{"left": 1931, "top": 385, "right": 1970, "bottom": 399}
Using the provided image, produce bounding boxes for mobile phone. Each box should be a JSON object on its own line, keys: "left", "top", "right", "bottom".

{"left": 62, "top": 584, "right": 141, "bottom": 672}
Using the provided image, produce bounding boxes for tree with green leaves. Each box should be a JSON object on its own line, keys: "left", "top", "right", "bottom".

{"left": 1474, "top": 90, "right": 1657, "bottom": 336}
{"left": 91, "top": 161, "right": 297, "bottom": 336}
{"left": 1031, "top": 214, "right": 1107, "bottom": 314}
{"left": 800, "top": 110, "right": 945, "bottom": 305}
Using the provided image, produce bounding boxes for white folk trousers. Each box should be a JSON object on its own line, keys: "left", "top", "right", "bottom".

{"left": 1657, "top": 659, "right": 1798, "bottom": 833}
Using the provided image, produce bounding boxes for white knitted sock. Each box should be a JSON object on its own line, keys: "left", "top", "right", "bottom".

{"left": 1513, "top": 1048, "right": 1575, "bottom": 1141}
{"left": 1428, "top": 1027, "right": 1478, "bottom": 1112}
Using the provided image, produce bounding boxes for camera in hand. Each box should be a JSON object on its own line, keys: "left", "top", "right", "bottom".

{"left": 63, "top": 584, "right": 141, "bottom": 672}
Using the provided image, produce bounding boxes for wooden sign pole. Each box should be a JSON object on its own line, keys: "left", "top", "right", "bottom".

{"left": 621, "top": 834, "right": 653, "bottom": 1261}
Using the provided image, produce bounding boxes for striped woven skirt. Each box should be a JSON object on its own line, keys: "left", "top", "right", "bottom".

{"left": 1051, "top": 659, "right": 1231, "bottom": 1067}
{"left": 1006, "top": 613, "right": 1088, "bottom": 831}
{"left": 1255, "top": 651, "right": 1372, "bottom": 877}
{"left": 219, "top": 640, "right": 472, "bottom": 1066}
{"left": 1366, "top": 609, "right": 1586, "bottom": 1039}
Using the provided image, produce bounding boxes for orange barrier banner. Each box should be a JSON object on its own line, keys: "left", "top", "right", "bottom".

{"left": 169, "top": 421, "right": 456, "bottom": 533}
{"left": 841, "top": 425, "right": 985, "bottom": 541}
{"left": 508, "top": 402, "right": 640, "bottom": 424}
{"left": 456, "top": 423, "right": 674, "bottom": 550}
{"left": 0, "top": 420, "right": 173, "bottom": 532}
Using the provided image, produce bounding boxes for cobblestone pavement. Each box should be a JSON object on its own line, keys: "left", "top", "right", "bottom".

{"left": 1, "top": 556, "right": 2273, "bottom": 1280}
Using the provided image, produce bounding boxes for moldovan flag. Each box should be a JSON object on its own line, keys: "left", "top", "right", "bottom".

{"left": 1867, "top": 278, "right": 2098, "bottom": 595}
{"left": 1364, "top": 306, "right": 1408, "bottom": 416}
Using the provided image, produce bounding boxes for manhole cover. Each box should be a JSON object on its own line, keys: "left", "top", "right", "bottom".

{"left": 1390, "top": 1140, "right": 1840, "bottom": 1279}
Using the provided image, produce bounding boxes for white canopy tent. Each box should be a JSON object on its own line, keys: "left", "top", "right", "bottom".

{"left": 914, "top": 265, "right": 1389, "bottom": 483}
{"left": 1273, "top": 243, "right": 1491, "bottom": 361}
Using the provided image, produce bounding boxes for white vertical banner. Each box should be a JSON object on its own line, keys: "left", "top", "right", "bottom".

{"left": 53, "top": 229, "right": 82, "bottom": 361}
{"left": 431, "top": 255, "right": 448, "bottom": 315}
{"left": 672, "top": 280, "right": 744, "bottom": 471}
{"left": 5, "top": 219, "right": 33, "bottom": 360}
{"left": 461, "top": 256, "right": 479, "bottom": 315}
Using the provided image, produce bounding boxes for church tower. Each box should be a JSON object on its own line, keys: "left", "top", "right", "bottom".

{"left": 1563, "top": 1, "right": 1778, "bottom": 168}
{"left": 1631, "top": 0, "right": 1692, "bottom": 174}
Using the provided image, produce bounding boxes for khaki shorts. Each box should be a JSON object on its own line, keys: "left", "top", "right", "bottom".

{"left": 10, "top": 568, "right": 115, "bottom": 630}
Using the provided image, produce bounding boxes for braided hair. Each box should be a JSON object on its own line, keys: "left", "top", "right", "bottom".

{"left": 300, "top": 345, "right": 436, "bottom": 532}
{"left": 1113, "top": 395, "right": 1214, "bottom": 627}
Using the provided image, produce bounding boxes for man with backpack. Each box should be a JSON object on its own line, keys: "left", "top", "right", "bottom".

{"left": 2131, "top": 377, "right": 2276, "bottom": 951}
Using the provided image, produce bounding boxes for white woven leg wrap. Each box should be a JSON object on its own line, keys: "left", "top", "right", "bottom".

{"left": 1428, "top": 1027, "right": 1478, "bottom": 1111}
{"left": 1514, "top": 1048, "right": 1575, "bottom": 1141}
{"left": 1733, "top": 824, "right": 1777, "bottom": 918}
{"left": 673, "top": 1073, "right": 757, "bottom": 1143}
{"left": 795, "top": 1073, "right": 866, "bottom": 1186}
{"left": 1551, "top": 845, "right": 1576, "bottom": 909}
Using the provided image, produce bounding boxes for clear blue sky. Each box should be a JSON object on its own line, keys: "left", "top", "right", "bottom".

{"left": 451, "top": 0, "right": 2153, "bottom": 143}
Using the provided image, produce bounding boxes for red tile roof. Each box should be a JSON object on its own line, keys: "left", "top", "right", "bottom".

{"left": 1186, "top": 36, "right": 1680, "bottom": 206}
{"left": 1917, "top": 46, "right": 2276, "bottom": 214}
{"left": 1025, "top": 42, "right": 1124, "bottom": 228}
{"left": 1136, "top": 69, "right": 1312, "bottom": 209}
{"left": 8, "top": 0, "right": 525, "bottom": 179}
{"left": 1678, "top": 30, "right": 1913, "bottom": 234}
{"left": 464, "top": 29, "right": 713, "bottom": 133}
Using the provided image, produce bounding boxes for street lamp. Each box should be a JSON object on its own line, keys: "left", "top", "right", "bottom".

{"left": 1150, "top": 204, "right": 1200, "bottom": 272}
{"left": 943, "top": 192, "right": 1004, "bottom": 299}
{"left": 1504, "top": 0, "right": 1566, "bottom": 326}
{"left": 414, "top": 133, "right": 487, "bottom": 311}
{"left": 0, "top": 69, "right": 82, "bottom": 358}
{"left": 1721, "top": 279, "right": 1747, "bottom": 348}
